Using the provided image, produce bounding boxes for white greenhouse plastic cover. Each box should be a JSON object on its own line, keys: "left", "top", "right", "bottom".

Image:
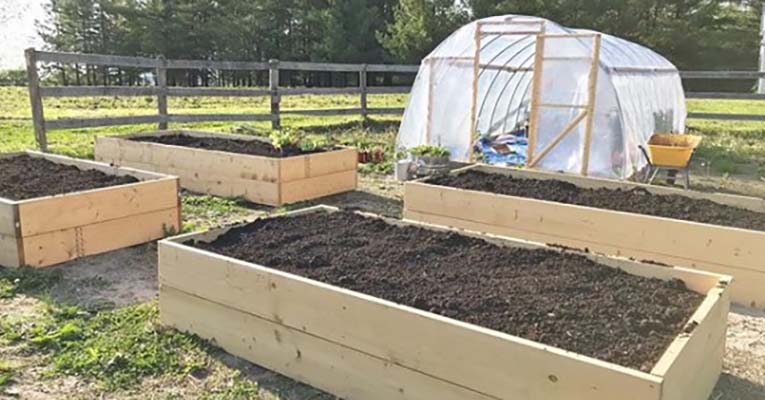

{"left": 396, "top": 15, "right": 687, "bottom": 179}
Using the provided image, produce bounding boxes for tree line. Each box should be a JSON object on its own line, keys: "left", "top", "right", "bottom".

{"left": 11, "top": 0, "right": 764, "bottom": 87}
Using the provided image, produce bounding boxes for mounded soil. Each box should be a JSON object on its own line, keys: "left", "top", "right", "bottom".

{"left": 130, "top": 134, "right": 327, "bottom": 158}
{"left": 0, "top": 155, "right": 138, "bottom": 201}
{"left": 428, "top": 170, "right": 765, "bottom": 232}
{"left": 191, "top": 211, "right": 705, "bottom": 372}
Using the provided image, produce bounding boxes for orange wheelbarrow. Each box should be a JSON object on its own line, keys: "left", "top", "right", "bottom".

{"left": 639, "top": 134, "right": 703, "bottom": 190}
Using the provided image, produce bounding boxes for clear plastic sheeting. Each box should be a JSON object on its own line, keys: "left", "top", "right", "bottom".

{"left": 396, "top": 15, "right": 687, "bottom": 180}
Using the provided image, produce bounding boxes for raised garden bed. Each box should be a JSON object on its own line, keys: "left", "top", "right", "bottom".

{"left": 404, "top": 164, "right": 765, "bottom": 308}
{"left": 0, "top": 151, "right": 180, "bottom": 268}
{"left": 94, "top": 130, "right": 357, "bottom": 206}
{"left": 159, "top": 206, "right": 730, "bottom": 400}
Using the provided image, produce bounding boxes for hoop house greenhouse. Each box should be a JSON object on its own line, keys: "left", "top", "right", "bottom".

{"left": 397, "top": 15, "right": 687, "bottom": 179}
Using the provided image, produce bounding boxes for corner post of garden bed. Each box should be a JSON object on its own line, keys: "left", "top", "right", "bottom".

{"left": 24, "top": 48, "right": 47, "bottom": 152}
{"left": 269, "top": 59, "right": 281, "bottom": 130}
{"left": 156, "top": 55, "right": 169, "bottom": 130}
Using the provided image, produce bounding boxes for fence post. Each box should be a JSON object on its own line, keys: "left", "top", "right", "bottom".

{"left": 25, "top": 48, "right": 47, "bottom": 152}
{"left": 269, "top": 59, "right": 281, "bottom": 129}
{"left": 360, "top": 64, "right": 368, "bottom": 120}
{"left": 157, "top": 56, "right": 168, "bottom": 130}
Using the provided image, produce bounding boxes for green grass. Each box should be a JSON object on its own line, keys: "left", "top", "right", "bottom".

{"left": 1, "top": 300, "right": 209, "bottom": 390}
{"left": 0, "top": 265, "right": 237, "bottom": 393}
{"left": 0, "top": 86, "right": 404, "bottom": 160}
{"left": 687, "top": 99, "right": 765, "bottom": 177}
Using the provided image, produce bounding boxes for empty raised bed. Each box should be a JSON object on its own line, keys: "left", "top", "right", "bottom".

{"left": 94, "top": 130, "right": 357, "bottom": 206}
{"left": 0, "top": 151, "right": 180, "bottom": 268}
{"left": 404, "top": 164, "right": 765, "bottom": 308}
{"left": 159, "top": 206, "right": 730, "bottom": 400}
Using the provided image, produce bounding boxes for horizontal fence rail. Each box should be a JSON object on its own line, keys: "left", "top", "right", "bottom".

{"left": 23, "top": 49, "right": 765, "bottom": 152}
{"left": 24, "top": 48, "right": 418, "bottom": 151}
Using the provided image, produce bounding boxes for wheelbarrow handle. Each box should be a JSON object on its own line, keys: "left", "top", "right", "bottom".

{"left": 638, "top": 145, "right": 653, "bottom": 167}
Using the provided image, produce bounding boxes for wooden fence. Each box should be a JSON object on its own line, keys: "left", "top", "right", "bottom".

{"left": 24, "top": 48, "right": 418, "bottom": 151}
{"left": 23, "top": 48, "right": 765, "bottom": 152}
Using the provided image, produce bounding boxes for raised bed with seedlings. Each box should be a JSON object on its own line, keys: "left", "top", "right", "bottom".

{"left": 159, "top": 206, "right": 730, "bottom": 400}
{"left": 94, "top": 130, "right": 357, "bottom": 206}
{"left": 404, "top": 164, "right": 765, "bottom": 308}
{"left": 0, "top": 151, "right": 180, "bottom": 268}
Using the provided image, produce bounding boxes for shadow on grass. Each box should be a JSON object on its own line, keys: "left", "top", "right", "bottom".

{"left": 211, "top": 350, "right": 335, "bottom": 400}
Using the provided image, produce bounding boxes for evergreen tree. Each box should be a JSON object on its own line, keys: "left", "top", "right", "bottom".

{"left": 379, "top": 0, "right": 468, "bottom": 63}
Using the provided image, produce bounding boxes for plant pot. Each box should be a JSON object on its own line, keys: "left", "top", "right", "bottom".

{"left": 413, "top": 155, "right": 450, "bottom": 177}
{"left": 371, "top": 148, "right": 385, "bottom": 163}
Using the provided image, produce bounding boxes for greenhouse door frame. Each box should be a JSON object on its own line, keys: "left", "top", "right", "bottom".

{"left": 468, "top": 18, "right": 546, "bottom": 162}
{"left": 527, "top": 33, "right": 602, "bottom": 175}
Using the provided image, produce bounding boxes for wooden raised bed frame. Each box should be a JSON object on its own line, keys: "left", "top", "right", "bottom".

{"left": 159, "top": 206, "right": 730, "bottom": 400}
{"left": 404, "top": 164, "right": 765, "bottom": 308}
{"left": 94, "top": 130, "right": 357, "bottom": 206}
{"left": 0, "top": 151, "right": 180, "bottom": 268}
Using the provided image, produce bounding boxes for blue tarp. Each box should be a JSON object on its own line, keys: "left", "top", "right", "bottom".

{"left": 476, "top": 131, "right": 528, "bottom": 167}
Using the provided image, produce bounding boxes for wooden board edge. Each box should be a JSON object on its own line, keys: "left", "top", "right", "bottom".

{"left": 161, "top": 205, "right": 339, "bottom": 245}
{"left": 24, "top": 150, "right": 172, "bottom": 181}
{"left": 278, "top": 169, "right": 357, "bottom": 205}
{"left": 22, "top": 206, "right": 179, "bottom": 268}
{"left": 159, "top": 285, "right": 498, "bottom": 400}
{"left": 16, "top": 177, "right": 180, "bottom": 237}
{"left": 650, "top": 285, "right": 730, "bottom": 400}
{"left": 475, "top": 163, "right": 765, "bottom": 212}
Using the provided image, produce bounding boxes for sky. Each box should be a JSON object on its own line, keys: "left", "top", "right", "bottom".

{"left": 0, "top": 0, "right": 46, "bottom": 69}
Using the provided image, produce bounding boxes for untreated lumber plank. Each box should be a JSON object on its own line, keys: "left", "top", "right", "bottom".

{"left": 17, "top": 178, "right": 179, "bottom": 237}
{"left": 278, "top": 148, "right": 357, "bottom": 182}
{"left": 23, "top": 207, "right": 178, "bottom": 268}
{"left": 651, "top": 286, "right": 729, "bottom": 400}
{"left": 159, "top": 286, "right": 495, "bottom": 400}
{"left": 279, "top": 170, "right": 357, "bottom": 204}
{"left": 0, "top": 234, "right": 22, "bottom": 267}
{"left": 0, "top": 200, "right": 17, "bottom": 236}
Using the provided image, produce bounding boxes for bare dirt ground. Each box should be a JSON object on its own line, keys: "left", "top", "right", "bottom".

{"left": 2, "top": 174, "right": 763, "bottom": 399}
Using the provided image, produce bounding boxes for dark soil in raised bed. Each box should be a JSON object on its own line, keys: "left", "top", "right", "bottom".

{"left": 428, "top": 170, "right": 765, "bottom": 232}
{"left": 190, "top": 210, "right": 706, "bottom": 372}
{"left": 0, "top": 155, "right": 139, "bottom": 201}
{"left": 130, "top": 134, "right": 329, "bottom": 158}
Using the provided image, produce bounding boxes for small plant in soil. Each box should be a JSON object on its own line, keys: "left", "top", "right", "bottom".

{"left": 408, "top": 144, "right": 450, "bottom": 158}
{"left": 269, "top": 129, "right": 300, "bottom": 153}
{"left": 298, "top": 134, "right": 330, "bottom": 153}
